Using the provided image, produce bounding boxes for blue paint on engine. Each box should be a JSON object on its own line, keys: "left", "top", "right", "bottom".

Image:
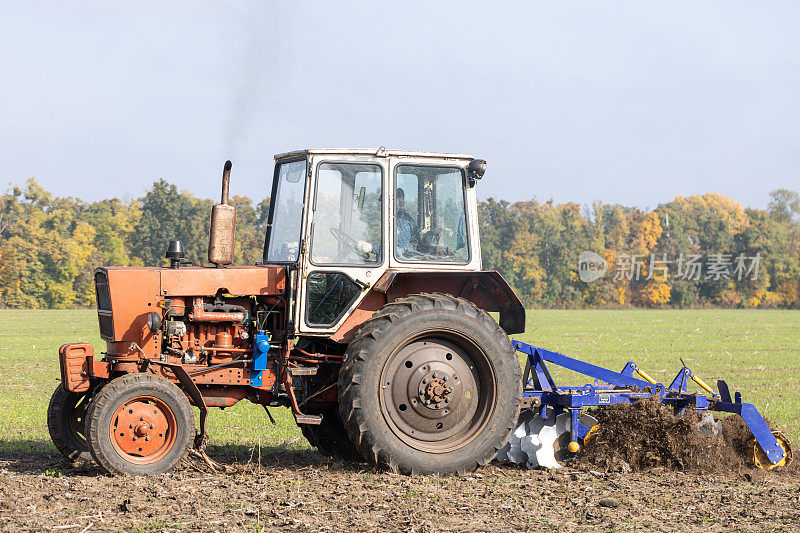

{"left": 250, "top": 331, "right": 270, "bottom": 386}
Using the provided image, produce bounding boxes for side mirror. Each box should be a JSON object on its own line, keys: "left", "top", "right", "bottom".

{"left": 468, "top": 159, "right": 486, "bottom": 181}
{"left": 467, "top": 159, "right": 486, "bottom": 187}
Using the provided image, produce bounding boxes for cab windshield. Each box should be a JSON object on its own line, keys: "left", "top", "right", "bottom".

{"left": 265, "top": 159, "right": 307, "bottom": 262}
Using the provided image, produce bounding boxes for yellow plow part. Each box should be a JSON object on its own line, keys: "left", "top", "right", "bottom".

{"left": 691, "top": 374, "right": 714, "bottom": 394}
{"left": 635, "top": 368, "right": 657, "bottom": 384}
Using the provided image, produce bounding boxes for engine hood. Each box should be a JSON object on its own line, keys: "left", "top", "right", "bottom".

{"left": 94, "top": 265, "right": 286, "bottom": 355}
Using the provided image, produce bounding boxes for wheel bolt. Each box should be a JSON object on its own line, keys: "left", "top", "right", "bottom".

{"left": 150, "top": 424, "right": 154, "bottom": 429}
{"left": 145, "top": 436, "right": 150, "bottom": 441}
{"left": 129, "top": 424, "right": 134, "bottom": 429}
{"left": 132, "top": 436, "right": 137, "bottom": 441}
{"left": 435, "top": 404, "right": 441, "bottom": 409}
{"left": 433, "top": 372, "right": 439, "bottom": 378}
{"left": 140, "top": 416, "right": 145, "bottom": 421}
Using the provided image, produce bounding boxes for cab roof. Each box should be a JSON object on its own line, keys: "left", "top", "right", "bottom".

{"left": 274, "top": 147, "right": 476, "bottom": 162}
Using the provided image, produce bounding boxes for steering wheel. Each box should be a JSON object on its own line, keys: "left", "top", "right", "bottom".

{"left": 329, "top": 227, "right": 360, "bottom": 256}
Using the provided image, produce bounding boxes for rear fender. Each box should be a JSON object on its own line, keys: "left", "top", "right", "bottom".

{"left": 330, "top": 270, "right": 525, "bottom": 343}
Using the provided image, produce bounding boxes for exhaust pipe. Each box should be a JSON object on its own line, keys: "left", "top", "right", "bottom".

{"left": 207, "top": 160, "right": 236, "bottom": 267}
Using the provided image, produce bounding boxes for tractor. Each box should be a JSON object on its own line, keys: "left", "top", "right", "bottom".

{"left": 49, "top": 147, "right": 792, "bottom": 476}
{"left": 49, "top": 148, "right": 526, "bottom": 475}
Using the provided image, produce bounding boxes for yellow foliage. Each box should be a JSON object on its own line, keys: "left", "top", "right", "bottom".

{"left": 632, "top": 211, "right": 663, "bottom": 253}
{"left": 615, "top": 284, "right": 627, "bottom": 305}
{"left": 639, "top": 280, "right": 671, "bottom": 307}
{"left": 506, "top": 230, "right": 546, "bottom": 303}
{"left": 669, "top": 193, "right": 750, "bottom": 234}
{"left": 776, "top": 280, "right": 800, "bottom": 307}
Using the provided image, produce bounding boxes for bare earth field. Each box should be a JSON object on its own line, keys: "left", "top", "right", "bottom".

{"left": 1, "top": 450, "right": 799, "bottom": 532}
{"left": 1, "top": 309, "right": 799, "bottom": 531}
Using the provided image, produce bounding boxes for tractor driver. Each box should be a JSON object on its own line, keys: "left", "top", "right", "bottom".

{"left": 355, "top": 187, "right": 418, "bottom": 258}
{"left": 395, "top": 188, "right": 418, "bottom": 256}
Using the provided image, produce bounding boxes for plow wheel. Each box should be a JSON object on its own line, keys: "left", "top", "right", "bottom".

{"left": 301, "top": 407, "right": 362, "bottom": 461}
{"left": 338, "top": 293, "right": 521, "bottom": 475}
{"left": 85, "top": 373, "right": 194, "bottom": 475}
{"left": 47, "top": 385, "right": 92, "bottom": 462}
{"left": 748, "top": 431, "right": 793, "bottom": 470}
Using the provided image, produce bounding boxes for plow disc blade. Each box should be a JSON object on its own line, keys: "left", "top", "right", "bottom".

{"left": 497, "top": 411, "right": 598, "bottom": 469}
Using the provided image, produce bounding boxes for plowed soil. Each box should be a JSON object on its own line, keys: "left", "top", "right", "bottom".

{"left": 1, "top": 445, "right": 798, "bottom": 532}
{"left": 575, "top": 398, "right": 790, "bottom": 475}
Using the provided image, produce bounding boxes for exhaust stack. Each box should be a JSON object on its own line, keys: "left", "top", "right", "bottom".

{"left": 207, "top": 160, "right": 236, "bottom": 267}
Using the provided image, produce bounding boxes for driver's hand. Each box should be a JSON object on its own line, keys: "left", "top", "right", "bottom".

{"left": 357, "top": 241, "right": 374, "bottom": 254}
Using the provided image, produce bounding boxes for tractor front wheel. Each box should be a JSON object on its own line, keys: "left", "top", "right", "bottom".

{"left": 85, "top": 373, "right": 194, "bottom": 475}
{"left": 338, "top": 293, "right": 522, "bottom": 475}
{"left": 47, "top": 385, "right": 92, "bottom": 462}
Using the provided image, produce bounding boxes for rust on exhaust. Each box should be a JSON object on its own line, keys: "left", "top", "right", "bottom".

{"left": 208, "top": 160, "right": 237, "bottom": 267}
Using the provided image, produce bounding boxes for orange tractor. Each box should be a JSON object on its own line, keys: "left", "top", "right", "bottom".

{"left": 49, "top": 149, "right": 525, "bottom": 475}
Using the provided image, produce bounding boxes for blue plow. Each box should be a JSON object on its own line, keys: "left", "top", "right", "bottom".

{"left": 506, "top": 340, "right": 790, "bottom": 469}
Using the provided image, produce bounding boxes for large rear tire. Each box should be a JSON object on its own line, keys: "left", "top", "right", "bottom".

{"left": 47, "top": 385, "right": 92, "bottom": 462}
{"left": 85, "top": 373, "right": 194, "bottom": 475}
{"left": 338, "top": 293, "right": 521, "bottom": 475}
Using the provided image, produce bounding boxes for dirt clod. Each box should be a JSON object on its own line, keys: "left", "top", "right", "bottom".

{"left": 576, "top": 398, "right": 751, "bottom": 473}
{"left": 598, "top": 496, "right": 620, "bottom": 508}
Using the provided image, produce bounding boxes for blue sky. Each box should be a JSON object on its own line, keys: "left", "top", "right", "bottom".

{"left": 1, "top": 1, "right": 798, "bottom": 209}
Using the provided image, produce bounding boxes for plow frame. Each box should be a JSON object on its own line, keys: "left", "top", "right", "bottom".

{"left": 512, "top": 340, "right": 787, "bottom": 466}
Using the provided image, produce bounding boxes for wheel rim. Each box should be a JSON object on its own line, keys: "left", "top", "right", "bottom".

{"left": 379, "top": 333, "right": 497, "bottom": 453}
{"left": 748, "top": 431, "right": 793, "bottom": 470}
{"left": 68, "top": 393, "right": 90, "bottom": 444}
{"left": 109, "top": 396, "right": 177, "bottom": 465}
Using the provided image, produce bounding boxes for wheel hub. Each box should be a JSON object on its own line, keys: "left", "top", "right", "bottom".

{"left": 381, "top": 337, "right": 490, "bottom": 452}
{"left": 111, "top": 399, "right": 174, "bottom": 461}
{"left": 133, "top": 422, "right": 151, "bottom": 438}
{"left": 420, "top": 376, "right": 453, "bottom": 407}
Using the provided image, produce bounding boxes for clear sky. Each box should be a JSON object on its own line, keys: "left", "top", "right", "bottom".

{"left": 1, "top": 1, "right": 798, "bottom": 209}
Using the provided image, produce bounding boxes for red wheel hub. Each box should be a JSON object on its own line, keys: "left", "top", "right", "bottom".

{"left": 110, "top": 397, "right": 176, "bottom": 464}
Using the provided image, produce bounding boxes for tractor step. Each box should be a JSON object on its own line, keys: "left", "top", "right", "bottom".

{"left": 290, "top": 367, "right": 318, "bottom": 376}
{"left": 295, "top": 414, "right": 323, "bottom": 425}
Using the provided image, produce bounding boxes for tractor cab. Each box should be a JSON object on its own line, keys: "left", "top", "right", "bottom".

{"left": 264, "top": 148, "right": 490, "bottom": 334}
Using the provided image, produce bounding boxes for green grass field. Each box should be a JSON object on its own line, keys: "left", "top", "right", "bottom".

{"left": 1, "top": 309, "right": 798, "bottom": 454}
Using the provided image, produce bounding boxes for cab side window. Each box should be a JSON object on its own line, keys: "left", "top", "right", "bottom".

{"left": 394, "top": 166, "right": 469, "bottom": 263}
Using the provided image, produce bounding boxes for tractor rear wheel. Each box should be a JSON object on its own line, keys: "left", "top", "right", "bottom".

{"left": 338, "top": 293, "right": 521, "bottom": 475}
{"left": 301, "top": 407, "right": 362, "bottom": 460}
{"left": 47, "top": 385, "right": 92, "bottom": 462}
{"left": 85, "top": 373, "right": 194, "bottom": 475}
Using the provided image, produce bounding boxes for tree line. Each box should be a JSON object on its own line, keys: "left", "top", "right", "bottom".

{"left": 1, "top": 178, "right": 798, "bottom": 309}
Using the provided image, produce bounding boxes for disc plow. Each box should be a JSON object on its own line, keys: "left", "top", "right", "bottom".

{"left": 497, "top": 340, "right": 792, "bottom": 471}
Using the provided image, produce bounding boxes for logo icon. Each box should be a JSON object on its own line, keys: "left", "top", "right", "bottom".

{"left": 578, "top": 251, "right": 608, "bottom": 283}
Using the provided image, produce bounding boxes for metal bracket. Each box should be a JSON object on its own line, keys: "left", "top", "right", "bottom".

{"left": 158, "top": 362, "right": 207, "bottom": 449}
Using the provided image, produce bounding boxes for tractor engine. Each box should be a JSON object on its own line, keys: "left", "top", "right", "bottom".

{"left": 89, "top": 263, "right": 288, "bottom": 408}
{"left": 161, "top": 295, "right": 255, "bottom": 366}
